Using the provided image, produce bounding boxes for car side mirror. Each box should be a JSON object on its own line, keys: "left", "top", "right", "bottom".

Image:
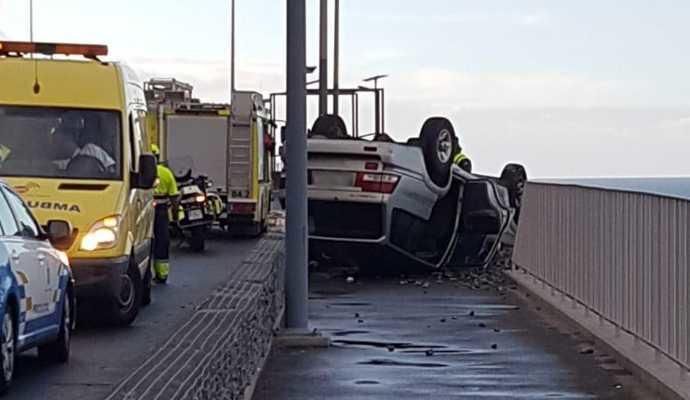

{"left": 45, "top": 220, "right": 74, "bottom": 249}
{"left": 136, "top": 154, "right": 157, "bottom": 189}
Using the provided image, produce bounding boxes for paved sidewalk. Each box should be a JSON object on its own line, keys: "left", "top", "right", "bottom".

{"left": 255, "top": 272, "right": 654, "bottom": 400}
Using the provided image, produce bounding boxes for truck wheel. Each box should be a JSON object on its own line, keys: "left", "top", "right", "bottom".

{"left": 419, "top": 117, "right": 457, "bottom": 187}
{"left": 189, "top": 227, "right": 206, "bottom": 253}
{"left": 109, "top": 259, "right": 141, "bottom": 326}
{"left": 0, "top": 308, "right": 15, "bottom": 394}
{"left": 38, "top": 292, "right": 71, "bottom": 363}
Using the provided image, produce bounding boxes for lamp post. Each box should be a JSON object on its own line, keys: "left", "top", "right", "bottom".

{"left": 285, "top": 0, "right": 309, "bottom": 331}
{"left": 333, "top": 0, "right": 340, "bottom": 115}
{"left": 362, "top": 74, "right": 388, "bottom": 134}
{"left": 318, "top": 0, "right": 328, "bottom": 116}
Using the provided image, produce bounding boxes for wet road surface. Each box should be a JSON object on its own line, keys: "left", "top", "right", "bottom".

{"left": 255, "top": 272, "right": 654, "bottom": 400}
{"left": 4, "top": 236, "right": 258, "bottom": 400}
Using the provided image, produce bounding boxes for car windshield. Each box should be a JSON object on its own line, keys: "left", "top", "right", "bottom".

{"left": 0, "top": 106, "right": 122, "bottom": 180}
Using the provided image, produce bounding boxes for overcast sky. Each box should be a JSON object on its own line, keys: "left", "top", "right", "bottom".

{"left": 2, "top": 0, "right": 690, "bottom": 177}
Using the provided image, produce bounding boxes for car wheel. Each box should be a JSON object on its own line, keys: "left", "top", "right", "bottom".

{"left": 142, "top": 256, "right": 153, "bottom": 307}
{"left": 38, "top": 293, "right": 71, "bottom": 363}
{"left": 499, "top": 163, "right": 528, "bottom": 208}
{"left": 189, "top": 227, "right": 206, "bottom": 253}
{"left": 419, "top": 117, "right": 457, "bottom": 187}
{"left": 108, "top": 259, "right": 142, "bottom": 326}
{"left": 0, "top": 308, "right": 15, "bottom": 394}
{"left": 310, "top": 114, "right": 349, "bottom": 139}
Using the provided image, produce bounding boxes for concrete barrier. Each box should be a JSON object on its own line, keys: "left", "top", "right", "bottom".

{"left": 105, "top": 235, "right": 285, "bottom": 400}
{"left": 510, "top": 182, "right": 690, "bottom": 399}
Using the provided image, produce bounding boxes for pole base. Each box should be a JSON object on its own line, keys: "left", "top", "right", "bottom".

{"left": 275, "top": 328, "right": 331, "bottom": 348}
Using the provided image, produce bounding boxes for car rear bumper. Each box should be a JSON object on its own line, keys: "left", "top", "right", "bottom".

{"left": 70, "top": 256, "right": 129, "bottom": 299}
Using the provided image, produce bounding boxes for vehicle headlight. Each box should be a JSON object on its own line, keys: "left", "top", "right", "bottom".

{"left": 80, "top": 216, "right": 121, "bottom": 251}
{"left": 195, "top": 195, "right": 206, "bottom": 203}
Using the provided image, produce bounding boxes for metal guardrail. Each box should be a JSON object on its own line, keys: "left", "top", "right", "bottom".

{"left": 513, "top": 182, "right": 690, "bottom": 371}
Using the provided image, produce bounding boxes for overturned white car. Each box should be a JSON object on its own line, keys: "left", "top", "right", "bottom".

{"left": 299, "top": 115, "right": 526, "bottom": 271}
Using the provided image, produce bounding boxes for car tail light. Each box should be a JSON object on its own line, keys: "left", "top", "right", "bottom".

{"left": 229, "top": 202, "right": 256, "bottom": 214}
{"left": 355, "top": 173, "right": 399, "bottom": 194}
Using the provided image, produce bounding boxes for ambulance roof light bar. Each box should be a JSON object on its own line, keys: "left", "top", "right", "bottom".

{"left": 0, "top": 41, "right": 108, "bottom": 59}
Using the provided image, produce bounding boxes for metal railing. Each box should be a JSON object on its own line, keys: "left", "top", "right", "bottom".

{"left": 512, "top": 182, "right": 690, "bottom": 371}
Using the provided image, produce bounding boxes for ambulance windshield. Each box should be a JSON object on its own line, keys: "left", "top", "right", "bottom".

{"left": 0, "top": 106, "right": 122, "bottom": 180}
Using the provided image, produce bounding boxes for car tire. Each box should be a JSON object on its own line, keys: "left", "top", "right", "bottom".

{"left": 108, "top": 259, "right": 142, "bottom": 326}
{"left": 0, "top": 308, "right": 15, "bottom": 394}
{"left": 189, "top": 227, "right": 206, "bottom": 253}
{"left": 142, "top": 256, "right": 153, "bottom": 307}
{"left": 499, "top": 163, "right": 528, "bottom": 218}
{"left": 310, "top": 114, "right": 349, "bottom": 139}
{"left": 38, "top": 293, "right": 71, "bottom": 363}
{"left": 419, "top": 117, "right": 457, "bottom": 187}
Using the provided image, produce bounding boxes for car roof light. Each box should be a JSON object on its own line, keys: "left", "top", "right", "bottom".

{"left": 0, "top": 41, "right": 108, "bottom": 57}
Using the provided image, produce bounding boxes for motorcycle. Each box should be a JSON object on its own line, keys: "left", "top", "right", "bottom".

{"left": 168, "top": 157, "right": 215, "bottom": 252}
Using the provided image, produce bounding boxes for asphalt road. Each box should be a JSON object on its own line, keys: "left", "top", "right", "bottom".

{"left": 4, "top": 235, "right": 258, "bottom": 400}
{"left": 255, "top": 272, "right": 655, "bottom": 400}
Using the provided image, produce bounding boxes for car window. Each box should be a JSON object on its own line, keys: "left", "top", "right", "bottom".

{"left": 0, "top": 190, "right": 19, "bottom": 236}
{"left": 3, "top": 190, "right": 40, "bottom": 238}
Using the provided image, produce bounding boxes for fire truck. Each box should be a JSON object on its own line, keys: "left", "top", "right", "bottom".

{"left": 145, "top": 80, "right": 275, "bottom": 235}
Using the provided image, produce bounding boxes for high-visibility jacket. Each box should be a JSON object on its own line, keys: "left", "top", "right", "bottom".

{"left": 154, "top": 164, "right": 179, "bottom": 203}
{"left": 453, "top": 152, "right": 472, "bottom": 173}
{"left": 453, "top": 152, "right": 469, "bottom": 165}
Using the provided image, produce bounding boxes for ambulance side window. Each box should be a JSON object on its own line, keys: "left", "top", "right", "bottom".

{"left": 129, "top": 111, "right": 147, "bottom": 172}
{"left": 129, "top": 114, "right": 137, "bottom": 171}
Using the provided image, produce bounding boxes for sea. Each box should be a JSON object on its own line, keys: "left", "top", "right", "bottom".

{"left": 537, "top": 177, "right": 690, "bottom": 201}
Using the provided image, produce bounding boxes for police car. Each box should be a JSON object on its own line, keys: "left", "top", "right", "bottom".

{"left": 0, "top": 182, "right": 75, "bottom": 393}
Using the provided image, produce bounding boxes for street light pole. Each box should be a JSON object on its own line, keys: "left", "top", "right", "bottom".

{"left": 333, "top": 0, "right": 340, "bottom": 115}
{"left": 285, "top": 0, "right": 309, "bottom": 330}
{"left": 363, "top": 75, "right": 388, "bottom": 135}
{"left": 318, "top": 0, "right": 328, "bottom": 116}
{"left": 230, "top": 0, "right": 236, "bottom": 94}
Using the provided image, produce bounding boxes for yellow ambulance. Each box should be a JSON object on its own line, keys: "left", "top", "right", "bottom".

{"left": 0, "top": 41, "right": 157, "bottom": 325}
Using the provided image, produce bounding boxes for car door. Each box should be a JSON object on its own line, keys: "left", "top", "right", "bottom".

{"left": 446, "top": 179, "right": 511, "bottom": 268}
{"left": 1, "top": 188, "right": 53, "bottom": 321}
{"left": 130, "top": 110, "right": 154, "bottom": 269}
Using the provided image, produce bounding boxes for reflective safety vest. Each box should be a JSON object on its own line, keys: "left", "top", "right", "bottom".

{"left": 154, "top": 164, "right": 179, "bottom": 204}
{"left": 0, "top": 145, "right": 11, "bottom": 163}
{"left": 453, "top": 152, "right": 469, "bottom": 165}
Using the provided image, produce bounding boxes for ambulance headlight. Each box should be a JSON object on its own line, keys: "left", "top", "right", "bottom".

{"left": 80, "top": 216, "right": 121, "bottom": 251}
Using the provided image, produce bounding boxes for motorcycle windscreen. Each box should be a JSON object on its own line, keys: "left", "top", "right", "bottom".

{"left": 447, "top": 180, "right": 510, "bottom": 268}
